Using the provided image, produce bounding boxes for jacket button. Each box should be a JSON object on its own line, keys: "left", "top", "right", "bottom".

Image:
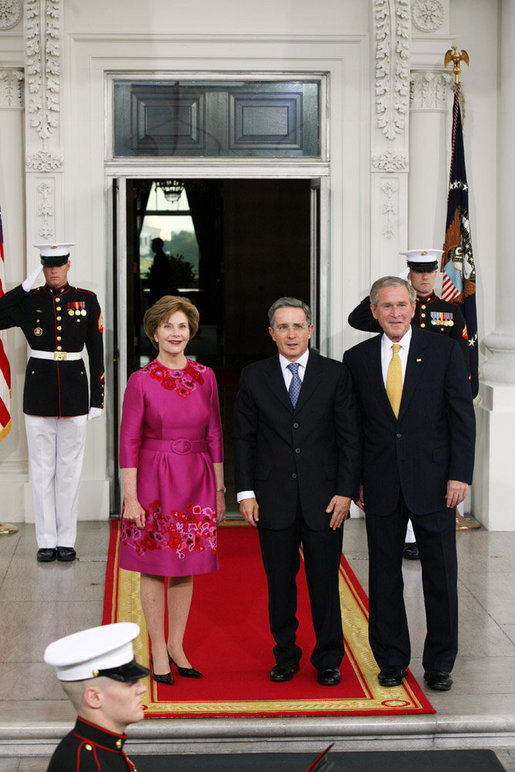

{"left": 292, "top": 473, "right": 297, "bottom": 479}
{"left": 295, "top": 448, "right": 301, "bottom": 454}
{"left": 293, "top": 422, "right": 299, "bottom": 429}
{"left": 396, "top": 433, "right": 402, "bottom": 438}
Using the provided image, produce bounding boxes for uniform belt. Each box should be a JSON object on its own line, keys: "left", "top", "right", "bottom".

{"left": 29, "top": 349, "right": 83, "bottom": 362}
{"left": 141, "top": 438, "right": 208, "bottom": 455}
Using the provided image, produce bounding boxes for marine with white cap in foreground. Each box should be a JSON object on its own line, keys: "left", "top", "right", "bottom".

{"left": 44, "top": 622, "right": 149, "bottom": 771}
{"left": 0, "top": 243, "right": 105, "bottom": 562}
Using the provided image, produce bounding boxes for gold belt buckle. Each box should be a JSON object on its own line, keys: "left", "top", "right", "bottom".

{"left": 54, "top": 351, "right": 67, "bottom": 361}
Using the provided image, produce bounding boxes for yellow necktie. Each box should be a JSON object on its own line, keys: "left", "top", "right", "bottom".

{"left": 386, "top": 343, "right": 402, "bottom": 418}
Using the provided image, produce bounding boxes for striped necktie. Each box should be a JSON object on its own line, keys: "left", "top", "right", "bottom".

{"left": 287, "top": 362, "right": 302, "bottom": 408}
{"left": 386, "top": 343, "right": 402, "bottom": 417}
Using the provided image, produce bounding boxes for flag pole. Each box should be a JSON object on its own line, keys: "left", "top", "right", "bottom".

{"left": 443, "top": 46, "right": 481, "bottom": 531}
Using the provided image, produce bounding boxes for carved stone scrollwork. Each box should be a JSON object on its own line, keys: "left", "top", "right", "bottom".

{"left": 410, "top": 70, "right": 452, "bottom": 111}
{"left": 411, "top": 0, "right": 445, "bottom": 33}
{"left": 381, "top": 179, "right": 399, "bottom": 239}
{"left": 0, "top": 0, "right": 22, "bottom": 30}
{"left": 0, "top": 69, "right": 24, "bottom": 108}
{"left": 36, "top": 180, "right": 55, "bottom": 239}
{"left": 374, "top": 0, "right": 410, "bottom": 141}
{"left": 372, "top": 151, "right": 408, "bottom": 172}
{"left": 26, "top": 149, "right": 63, "bottom": 171}
{"left": 25, "top": 0, "right": 61, "bottom": 141}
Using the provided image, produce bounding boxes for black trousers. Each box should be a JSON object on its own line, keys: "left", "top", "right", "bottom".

{"left": 257, "top": 507, "right": 344, "bottom": 670}
{"left": 365, "top": 496, "right": 458, "bottom": 673}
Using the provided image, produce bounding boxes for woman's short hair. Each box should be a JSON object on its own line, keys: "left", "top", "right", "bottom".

{"left": 144, "top": 296, "right": 199, "bottom": 349}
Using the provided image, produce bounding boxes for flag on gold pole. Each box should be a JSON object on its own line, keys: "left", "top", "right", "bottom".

{"left": 441, "top": 83, "right": 479, "bottom": 398}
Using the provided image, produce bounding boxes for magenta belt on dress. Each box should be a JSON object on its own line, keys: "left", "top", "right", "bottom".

{"left": 141, "top": 437, "right": 208, "bottom": 455}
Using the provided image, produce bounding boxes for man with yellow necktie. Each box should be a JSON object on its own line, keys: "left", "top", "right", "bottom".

{"left": 343, "top": 277, "right": 475, "bottom": 692}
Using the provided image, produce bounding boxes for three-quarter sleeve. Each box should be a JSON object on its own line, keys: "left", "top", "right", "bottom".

{"left": 119, "top": 372, "right": 145, "bottom": 468}
{"left": 205, "top": 368, "right": 224, "bottom": 463}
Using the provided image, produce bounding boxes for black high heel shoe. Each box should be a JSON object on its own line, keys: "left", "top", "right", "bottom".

{"left": 168, "top": 654, "right": 202, "bottom": 679}
{"left": 150, "top": 655, "right": 174, "bottom": 685}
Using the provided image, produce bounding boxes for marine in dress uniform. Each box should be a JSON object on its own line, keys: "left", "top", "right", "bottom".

{"left": 44, "top": 623, "right": 149, "bottom": 771}
{"left": 348, "top": 249, "right": 470, "bottom": 367}
{"left": 347, "top": 249, "right": 473, "bottom": 558}
{"left": 0, "top": 243, "right": 104, "bottom": 562}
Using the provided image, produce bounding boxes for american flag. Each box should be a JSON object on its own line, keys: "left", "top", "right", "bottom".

{"left": 0, "top": 208, "right": 12, "bottom": 440}
{"left": 441, "top": 85, "right": 479, "bottom": 397}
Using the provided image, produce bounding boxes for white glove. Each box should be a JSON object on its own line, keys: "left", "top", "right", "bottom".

{"left": 22, "top": 264, "right": 44, "bottom": 292}
{"left": 397, "top": 267, "right": 410, "bottom": 280}
{"left": 88, "top": 407, "right": 102, "bottom": 420}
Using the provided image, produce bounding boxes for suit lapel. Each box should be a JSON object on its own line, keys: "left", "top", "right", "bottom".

{"left": 398, "top": 327, "right": 429, "bottom": 420}
{"left": 294, "top": 350, "right": 322, "bottom": 411}
{"left": 264, "top": 356, "right": 293, "bottom": 412}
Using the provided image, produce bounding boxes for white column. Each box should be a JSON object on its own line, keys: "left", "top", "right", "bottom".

{"left": 475, "top": 0, "right": 515, "bottom": 530}
{"left": 408, "top": 71, "right": 451, "bottom": 256}
{"left": 0, "top": 69, "right": 30, "bottom": 522}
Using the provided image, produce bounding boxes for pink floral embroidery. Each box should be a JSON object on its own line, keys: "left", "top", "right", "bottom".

{"left": 147, "top": 359, "right": 205, "bottom": 398}
{"left": 121, "top": 499, "right": 217, "bottom": 559}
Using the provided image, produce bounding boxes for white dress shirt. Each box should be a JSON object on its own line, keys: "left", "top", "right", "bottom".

{"left": 380, "top": 327, "right": 412, "bottom": 388}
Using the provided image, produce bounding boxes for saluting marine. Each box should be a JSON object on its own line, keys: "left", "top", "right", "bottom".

{"left": 0, "top": 243, "right": 104, "bottom": 562}
{"left": 348, "top": 249, "right": 470, "bottom": 368}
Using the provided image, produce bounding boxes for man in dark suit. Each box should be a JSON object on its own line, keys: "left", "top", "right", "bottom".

{"left": 343, "top": 276, "right": 475, "bottom": 691}
{"left": 233, "top": 297, "right": 360, "bottom": 686}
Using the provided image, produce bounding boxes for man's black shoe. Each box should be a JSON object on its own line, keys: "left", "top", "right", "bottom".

{"left": 378, "top": 667, "right": 407, "bottom": 687}
{"left": 37, "top": 548, "right": 57, "bottom": 562}
{"left": 56, "top": 546, "right": 77, "bottom": 562}
{"left": 424, "top": 670, "right": 452, "bottom": 691}
{"left": 317, "top": 667, "right": 341, "bottom": 686}
{"left": 270, "top": 663, "right": 300, "bottom": 682}
{"left": 403, "top": 542, "right": 420, "bottom": 560}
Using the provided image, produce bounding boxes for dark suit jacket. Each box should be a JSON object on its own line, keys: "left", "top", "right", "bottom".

{"left": 343, "top": 326, "right": 475, "bottom": 516}
{"left": 233, "top": 350, "right": 361, "bottom": 530}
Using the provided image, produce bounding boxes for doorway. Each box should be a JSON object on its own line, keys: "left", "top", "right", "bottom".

{"left": 119, "top": 177, "right": 314, "bottom": 512}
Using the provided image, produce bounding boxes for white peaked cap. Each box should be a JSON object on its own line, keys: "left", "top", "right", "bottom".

{"left": 33, "top": 243, "right": 75, "bottom": 257}
{"left": 44, "top": 622, "right": 146, "bottom": 682}
{"left": 400, "top": 248, "right": 443, "bottom": 263}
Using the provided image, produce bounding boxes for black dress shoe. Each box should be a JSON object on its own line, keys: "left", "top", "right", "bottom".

{"left": 378, "top": 667, "right": 407, "bottom": 687}
{"left": 151, "top": 655, "right": 174, "bottom": 685}
{"left": 317, "top": 667, "right": 341, "bottom": 686}
{"left": 56, "top": 546, "right": 76, "bottom": 562}
{"left": 424, "top": 670, "right": 452, "bottom": 691}
{"left": 270, "top": 663, "right": 300, "bottom": 682}
{"left": 169, "top": 655, "right": 202, "bottom": 679}
{"left": 37, "top": 548, "right": 57, "bottom": 562}
{"left": 403, "top": 542, "right": 420, "bottom": 560}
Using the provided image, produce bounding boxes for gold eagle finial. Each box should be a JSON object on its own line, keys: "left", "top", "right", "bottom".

{"left": 444, "top": 46, "right": 470, "bottom": 84}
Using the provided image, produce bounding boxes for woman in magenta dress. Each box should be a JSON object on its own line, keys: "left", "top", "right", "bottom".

{"left": 119, "top": 296, "right": 225, "bottom": 684}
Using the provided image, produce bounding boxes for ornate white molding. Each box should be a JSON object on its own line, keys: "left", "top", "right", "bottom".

{"left": 374, "top": 0, "right": 410, "bottom": 141}
{"left": 0, "top": 0, "right": 22, "bottom": 30}
{"left": 372, "top": 150, "right": 408, "bottom": 172}
{"left": 410, "top": 70, "right": 451, "bottom": 110}
{"left": 380, "top": 179, "right": 399, "bottom": 239}
{"left": 36, "top": 180, "right": 55, "bottom": 239}
{"left": 25, "top": 0, "right": 61, "bottom": 141}
{"left": 411, "top": 0, "right": 445, "bottom": 33}
{"left": 26, "top": 149, "right": 63, "bottom": 170}
{"left": 0, "top": 68, "right": 24, "bottom": 108}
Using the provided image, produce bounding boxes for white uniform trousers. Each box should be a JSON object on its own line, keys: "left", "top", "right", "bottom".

{"left": 405, "top": 519, "right": 416, "bottom": 544}
{"left": 25, "top": 414, "right": 88, "bottom": 548}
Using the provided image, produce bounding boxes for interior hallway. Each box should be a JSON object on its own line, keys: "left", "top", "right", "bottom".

{"left": 0, "top": 519, "right": 514, "bottom": 770}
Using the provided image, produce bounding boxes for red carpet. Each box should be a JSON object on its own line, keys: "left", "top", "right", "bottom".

{"left": 103, "top": 520, "right": 435, "bottom": 718}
